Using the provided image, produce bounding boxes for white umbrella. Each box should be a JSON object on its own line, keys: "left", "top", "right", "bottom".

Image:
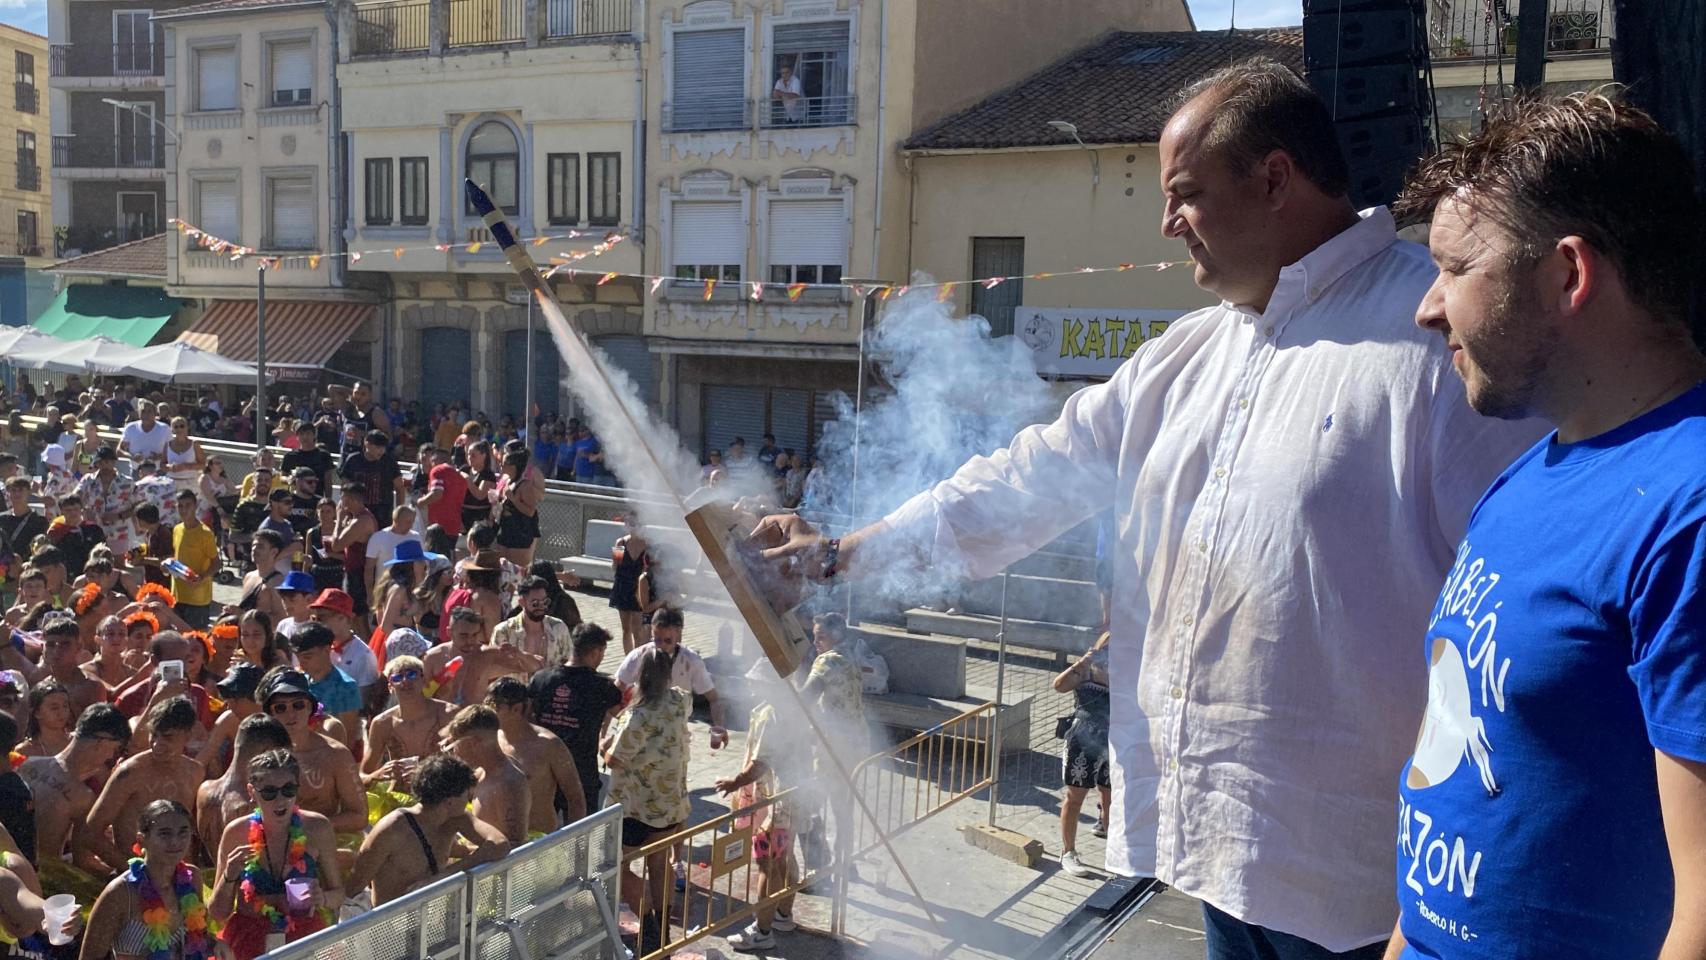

{"left": 88, "top": 339, "right": 265, "bottom": 385}
{"left": 8, "top": 334, "right": 148, "bottom": 374}
{"left": 0, "top": 327, "right": 60, "bottom": 355}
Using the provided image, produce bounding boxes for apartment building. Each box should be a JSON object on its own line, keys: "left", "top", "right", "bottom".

{"left": 2, "top": 24, "right": 49, "bottom": 261}
{"left": 337, "top": 0, "right": 645, "bottom": 418}
{"left": 643, "top": 0, "right": 1193, "bottom": 459}
{"left": 1426, "top": 0, "right": 1614, "bottom": 137}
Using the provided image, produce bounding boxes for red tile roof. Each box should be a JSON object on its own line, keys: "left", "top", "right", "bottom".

{"left": 904, "top": 28, "right": 1305, "bottom": 151}
{"left": 45, "top": 233, "right": 167, "bottom": 280}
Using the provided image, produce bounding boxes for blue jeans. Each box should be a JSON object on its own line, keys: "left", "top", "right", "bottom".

{"left": 1204, "top": 904, "right": 1388, "bottom": 960}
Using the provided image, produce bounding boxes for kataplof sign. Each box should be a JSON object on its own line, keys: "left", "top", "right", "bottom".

{"left": 1016, "top": 307, "right": 1186, "bottom": 377}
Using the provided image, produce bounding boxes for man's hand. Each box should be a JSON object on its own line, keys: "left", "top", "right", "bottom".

{"left": 749, "top": 514, "right": 830, "bottom": 576}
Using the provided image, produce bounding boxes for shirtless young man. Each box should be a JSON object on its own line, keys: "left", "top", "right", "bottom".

{"left": 424, "top": 607, "right": 538, "bottom": 707}
{"left": 345, "top": 755, "right": 511, "bottom": 906}
{"left": 196, "top": 662, "right": 266, "bottom": 777}
{"left": 443, "top": 704, "right": 531, "bottom": 843}
{"left": 17, "top": 702, "right": 131, "bottom": 875}
{"left": 259, "top": 669, "right": 369, "bottom": 834}
{"left": 38, "top": 617, "right": 107, "bottom": 718}
{"left": 485, "top": 677, "right": 586, "bottom": 832}
{"left": 196, "top": 713, "right": 291, "bottom": 858}
{"left": 84, "top": 696, "right": 206, "bottom": 869}
{"left": 362, "top": 655, "right": 453, "bottom": 792}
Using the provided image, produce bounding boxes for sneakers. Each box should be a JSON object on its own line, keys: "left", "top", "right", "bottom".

{"left": 1092, "top": 821, "right": 1108, "bottom": 839}
{"left": 770, "top": 911, "right": 797, "bottom": 932}
{"left": 1061, "top": 850, "right": 1094, "bottom": 878}
{"left": 727, "top": 924, "right": 776, "bottom": 952}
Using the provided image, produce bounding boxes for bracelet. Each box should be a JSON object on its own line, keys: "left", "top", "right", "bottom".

{"left": 820, "top": 538, "right": 841, "bottom": 580}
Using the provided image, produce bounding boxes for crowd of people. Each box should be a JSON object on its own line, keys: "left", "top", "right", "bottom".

{"left": 700, "top": 436, "right": 825, "bottom": 512}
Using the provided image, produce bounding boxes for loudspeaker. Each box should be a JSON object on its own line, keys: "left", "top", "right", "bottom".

{"left": 1302, "top": 0, "right": 1432, "bottom": 209}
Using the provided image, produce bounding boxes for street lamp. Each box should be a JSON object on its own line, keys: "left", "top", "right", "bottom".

{"left": 1047, "top": 120, "right": 1100, "bottom": 186}
{"left": 100, "top": 97, "right": 181, "bottom": 144}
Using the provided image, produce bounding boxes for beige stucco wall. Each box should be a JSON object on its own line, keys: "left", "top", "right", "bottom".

{"left": 1, "top": 25, "right": 50, "bottom": 260}
{"left": 164, "top": 6, "right": 340, "bottom": 293}
{"left": 908, "top": 0, "right": 1195, "bottom": 130}
{"left": 907, "top": 146, "right": 1213, "bottom": 318}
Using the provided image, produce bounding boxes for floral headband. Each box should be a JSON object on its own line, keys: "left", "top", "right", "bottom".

{"left": 73, "top": 582, "right": 104, "bottom": 616}
{"left": 135, "top": 583, "right": 176, "bottom": 608}
{"left": 123, "top": 610, "right": 160, "bottom": 634}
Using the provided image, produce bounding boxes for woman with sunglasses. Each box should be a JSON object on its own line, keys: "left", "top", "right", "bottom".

{"left": 79, "top": 798, "right": 204, "bottom": 960}
{"left": 162, "top": 419, "right": 206, "bottom": 494}
{"left": 209, "top": 749, "right": 343, "bottom": 960}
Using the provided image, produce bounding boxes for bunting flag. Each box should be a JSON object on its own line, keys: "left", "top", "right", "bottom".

{"left": 649, "top": 277, "right": 666, "bottom": 295}
{"left": 749, "top": 281, "right": 764, "bottom": 301}
{"left": 393, "top": 247, "right": 405, "bottom": 260}
{"left": 467, "top": 242, "right": 483, "bottom": 254}
{"left": 935, "top": 282, "right": 958, "bottom": 303}
{"left": 703, "top": 279, "right": 716, "bottom": 302}
{"left": 982, "top": 277, "right": 1004, "bottom": 290}
{"left": 308, "top": 255, "right": 321, "bottom": 270}
{"left": 532, "top": 236, "right": 549, "bottom": 247}
{"left": 787, "top": 283, "right": 808, "bottom": 301}
{"left": 598, "top": 272, "right": 619, "bottom": 286}
{"left": 351, "top": 251, "right": 363, "bottom": 263}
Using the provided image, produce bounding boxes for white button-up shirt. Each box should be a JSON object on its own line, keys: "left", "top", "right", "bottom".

{"left": 884, "top": 208, "right": 1545, "bottom": 950}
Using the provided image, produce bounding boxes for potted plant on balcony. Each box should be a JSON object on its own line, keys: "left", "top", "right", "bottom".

{"left": 1501, "top": 18, "right": 1519, "bottom": 56}
{"left": 1449, "top": 35, "right": 1471, "bottom": 58}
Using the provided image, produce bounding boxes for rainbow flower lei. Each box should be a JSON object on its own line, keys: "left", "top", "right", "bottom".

{"left": 126, "top": 858, "right": 210, "bottom": 960}
{"left": 240, "top": 812, "right": 333, "bottom": 930}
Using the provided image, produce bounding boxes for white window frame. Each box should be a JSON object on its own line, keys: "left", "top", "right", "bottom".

{"left": 263, "top": 167, "right": 317, "bottom": 251}
{"left": 263, "top": 32, "right": 316, "bottom": 109}
{"left": 661, "top": 1, "right": 753, "bottom": 134}
{"left": 760, "top": 1, "right": 858, "bottom": 129}
{"left": 189, "top": 171, "right": 241, "bottom": 247}
{"left": 111, "top": 10, "right": 154, "bottom": 74}
{"left": 190, "top": 41, "right": 240, "bottom": 113}
{"left": 111, "top": 99, "right": 156, "bottom": 167}
{"left": 759, "top": 171, "right": 849, "bottom": 288}
{"left": 662, "top": 171, "right": 749, "bottom": 284}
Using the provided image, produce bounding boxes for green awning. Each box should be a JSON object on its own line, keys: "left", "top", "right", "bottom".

{"left": 32, "top": 285, "right": 182, "bottom": 346}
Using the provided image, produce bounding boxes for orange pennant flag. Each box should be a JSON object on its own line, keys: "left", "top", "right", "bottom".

{"left": 598, "top": 272, "right": 619, "bottom": 286}
{"left": 393, "top": 247, "right": 405, "bottom": 260}
{"left": 467, "top": 242, "right": 483, "bottom": 254}
{"left": 1117, "top": 263, "right": 1135, "bottom": 271}
{"left": 703, "top": 279, "right": 716, "bottom": 301}
{"left": 936, "top": 282, "right": 958, "bottom": 303}
{"left": 787, "top": 283, "right": 807, "bottom": 301}
{"left": 532, "top": 236, "right": 549, "bottom": 247}
{"left": 879, "top": 286, "right": 894, "bottom": 301}
{"left": 308, "top": 255, "right": 322, "bottom": 269}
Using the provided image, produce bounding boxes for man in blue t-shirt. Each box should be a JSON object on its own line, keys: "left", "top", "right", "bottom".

{"left": 1386, "top": 94, "right": 1706, "bottom": 959}
{"left": 571, "top": 425, "right": 602, "bottom": 483}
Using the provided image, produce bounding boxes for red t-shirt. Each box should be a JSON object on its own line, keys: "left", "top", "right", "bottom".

{"left": 427, "top": 463, "right": 469, "bottom": 536}
{"left": 114, "top": 681, "right": 216, "bottom": 727}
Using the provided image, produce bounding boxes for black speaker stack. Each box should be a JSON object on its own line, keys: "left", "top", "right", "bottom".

{"left": 1302, "top": 0, "right": 1434, "bottom": 209}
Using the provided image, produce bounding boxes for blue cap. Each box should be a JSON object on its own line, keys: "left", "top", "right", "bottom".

{"left": 278, "top": 571, "right": 317, "bottom": 595}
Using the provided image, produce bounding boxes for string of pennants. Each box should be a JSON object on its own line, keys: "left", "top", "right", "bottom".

{"left": 167, "top": 216, "right": 1187, "bottom": 302}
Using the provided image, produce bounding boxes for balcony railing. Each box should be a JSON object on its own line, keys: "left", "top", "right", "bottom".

{"left": 663, "top": 97, "right": 752, "bottom": 133}
{"left": 51, "top": 134, "right": 164, "bottom": 170}
{"left": 762, "top": 93, "right": 856, "bottom": 129}
{"left": 12, "top": 235, "right": 43, "bottom": 258}
{"left": 353, "top": 0, "right": 431, "bottom": 55}
{"left": 448, "top": 0, "right": 524, "bottom": 46}
{"left": 15, "top": 161, "right": 40, "bottom": 192}
{"left": 545, "top": 0, "right": 632, "bottom": 38}
{"left": 47, "top": 41, "right": 164, "bottom": 78}
{"left": 1430, "top": 0, "right": 1614, "bottom": 60}
{"left": 14, "top": 82, "right": 38, "bottom": 114}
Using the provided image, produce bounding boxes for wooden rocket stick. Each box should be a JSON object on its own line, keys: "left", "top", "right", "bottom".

{"left": 466, "top": 179, "right": 945, "bottom": 940}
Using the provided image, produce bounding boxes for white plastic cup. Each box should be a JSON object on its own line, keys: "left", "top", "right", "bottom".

{"left": 285, "top": 877, "right": 314, "bottom": 913}
{"left": 41, "top": 894, "right": 77, "bottom": 946}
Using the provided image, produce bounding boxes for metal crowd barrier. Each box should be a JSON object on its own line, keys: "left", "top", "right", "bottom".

{"left": 258, "top": 806, "right": 625, "bottom": 960}
{"left": 845, "top": 701, "right": 997, "bottom": 860}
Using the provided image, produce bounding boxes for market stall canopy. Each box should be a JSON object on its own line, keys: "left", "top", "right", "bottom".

{"left": 88, "top": 339, "right": 264, "bottom": 385}
{"left": 8, "top": 334, "right": 150, "bottom": 374}
{"left": 31, "top": 285, "right": 183, "bottom": 346}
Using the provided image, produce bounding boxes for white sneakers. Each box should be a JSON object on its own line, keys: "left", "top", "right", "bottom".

{"left": 728, "top": 924, "right": 777, "bottom": 952}
{"left": 1061, "top": 850, "right": 1095, "bottom": 878}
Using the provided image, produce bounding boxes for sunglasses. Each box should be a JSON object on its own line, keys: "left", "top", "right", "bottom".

{"left": 268, "top": 698, "right": 312, "bottom": 715}
{"left": 254, "top": 783, "right": 300, "bottom": 801}
{"left": 387, "top": 669, "right": 422, "bottom": 685}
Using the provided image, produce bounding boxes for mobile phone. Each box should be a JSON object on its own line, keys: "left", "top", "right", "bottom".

{"left": 159, "top": 659, "right": 185, "bottom": 683}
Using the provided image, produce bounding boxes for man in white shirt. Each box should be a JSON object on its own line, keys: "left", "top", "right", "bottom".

{"left": 365, "top": 502, "right": 423, "bottom": 601}
{"left": 755, "top": 61, "right": 1543, "bottom": 959}
{"left": 613, "top": 607, "right": 726, "bottom": 747}
{"left": 117, "top": 400, "right": 170, "bottom": 465}
{"left": 771, "top": 61, "right": 804, "bottom": 124}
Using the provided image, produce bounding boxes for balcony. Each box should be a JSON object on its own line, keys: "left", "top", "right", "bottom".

{"left": 350, "top": 0, "right": 632, "bottom": 56}
{"left": 14, "top": 82, "right": 38, "bottom": 114}
{"left": 51, "top": 134, "right": 165, "bottom": 175}
{"left": 1430, "top": 0, "right": 1614, "bottom": 60}
{"left": 545, "top": 0, "right": 632, "bottom": 38}
{"left": 663, "top": 97, "right": 752, "bottom": 134}
{"left": 762, "top": 93, "right": 856, "bottom": 129}
{"left": 353, "top": 0, "right": 431, "bottom": 55}
{"left": 47, "top": 42, "right": 165, "bottom": 85}
{"left": 449, "top": 0, "right": 524, "bottom": 46}
{"left": 15, "top": 161, "right": 40, "bottom": 192}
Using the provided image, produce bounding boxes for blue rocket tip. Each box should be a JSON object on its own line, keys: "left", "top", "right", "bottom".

{"left": 464, "top": 178, "right": 496, "bottom": 217}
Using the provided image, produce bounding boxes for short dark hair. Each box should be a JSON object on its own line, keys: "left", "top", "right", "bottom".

{"left": 446, "top": 703, "right": 500, "bottom": 739}
{"left": 138, "top": 799, "right": 192, "bottom": 835}
{"left": 1396, "top": 89, "right": 1701, "bottom": 332}
{"left": 290, "top": 621, "right": 335, "bottom": 652}
{"left": 413, "top": 754, "right": 479, "bottom": 807}
{"left": 249, "top": 747, "right": 300, "bottom": 782}
{"left": 341, "top": 481, "right": 368, "bottom": 498}
{"left": 235, "top": 713, "right": 291, "bottom": 755}
{"left": 365, "top": 429, "right": 388, "bottom": 447}
{"left": 134, "top": 503, "right": 160, "bottom": 524}
{"left": 31, "top": 545, "right": 65, "bottom": 569}
{"left": 42, "top": 617, "right": 79, "bottom": 641}
{"left": 652, "top": 607, "right": 684, "bottom": 632}
{"left": 57, "top": 494, "right": 82, "bottom": 509}
{"left": 146, "top": 696, "right": 199, "bottom": 736}
{"left": 176, "top": 489, "right": 197, "bottom": 505}
{"left": 484, "top": 676, "right": 529, "bottom": 709}
{"left": 253, "top": 529, "right": 287, "bottom": 554}
{"left": 75, "top": 702, "right": 131, "bottom": 742}
{"left": 1172, "top": 57, "right": 1349, "bottom": 197}
{"left": 570, "top": 622, "right": 611, "bottom": 658}
{"left": 468, "top": 522, "right": 496, "bottom": 550}
{"left": 813, "top": 612, "right": 847, "bottom": 637}
{"left": 0, "top": 712, "right": 18, "bottom": 754}
{"left": 449, "top": 605, "right": 485, "bottom": 627}
{"left": 518, "top": 575, "right": 550, "bottom": 598}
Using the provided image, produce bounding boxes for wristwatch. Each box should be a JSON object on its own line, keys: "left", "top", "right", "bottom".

{"left": 820, "top": 538, "right": 842, "bottom": 580}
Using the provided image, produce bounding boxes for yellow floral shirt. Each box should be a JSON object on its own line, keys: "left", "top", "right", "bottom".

{"left": 607, "top": 688, "right": 691, "bottom": 829}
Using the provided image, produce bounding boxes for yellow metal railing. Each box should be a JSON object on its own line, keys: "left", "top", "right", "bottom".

{"left": 845, "top": 701, "right": 997, "bottom": 860}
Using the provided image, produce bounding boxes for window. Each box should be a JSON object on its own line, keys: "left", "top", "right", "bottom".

{"left": 546, "top": 153, "right": 578, "bottom": 225}
{"left": 364, "top": 158, "right": 393, "bottom": 225}
{"left": 670, "top": 28, "right": 746, "bottom": 132}
{"left": 112, "top": 101, "right": 156, "bottom": 168}
{"left": 14, "top": 52, "right": 36, "bottom": 114}
{"left": 970, "top": 237, "right": 1025, "bottom": 337}
{"left": 588, "top": 152, "right": 620, "bottom": 226}
{"left": 266, "top": 175, "right": 314, "bottom": 249}
{"left": 119, "top": 192, "right": 157, "bottom": 241}
{"left": 767, "top": 198, "right": 843, "bottom": 285}
{"left": 399, "top": 157, "right": 429, "bottom": 225}
{"left": 769, "top": 21, "right": 850, "bottom": 127}
{"left": 268, "top": 40, "right": 312, "bottom": 107}
{"left": 113, "top": 11, "right": 154, "bottom": 74}
{"left": 195, "top": 46, "right": 238, "bottom": 111}
{"left": 15, "top": 131, "right": 37, "bottom": 191}
{"left": 671, "top": 200, "right": 744, "bottom": 281}
{"left": 464, "top": 121, "right": 518, "bottom": 215}
{"left": 15, "top": 210, "right": 37, "bottom": 256}
{"left": 195, "top": 177, "right": 239, "bottom": 244}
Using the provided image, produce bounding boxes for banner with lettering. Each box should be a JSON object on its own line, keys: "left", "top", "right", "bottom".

{"left": 1015, "top": 307, "right": 1186, "bottom": 378}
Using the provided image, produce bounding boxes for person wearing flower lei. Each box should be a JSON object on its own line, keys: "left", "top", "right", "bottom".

{"left": 209, "top": 748, "right": 342, "bottom": 960}
{"left": 79, "top": 798, "right": 208, "bottom": 960}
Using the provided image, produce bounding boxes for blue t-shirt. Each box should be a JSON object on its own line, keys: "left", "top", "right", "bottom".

{"left": 1396, "top": 382, "right": 1706, "bottom": 960}
{"left": 309, "top": 666, "right": 363, "bottom": 718}
{"left": 573, "top": 436, "right": 601, "bottom": 480}
{"left": 532, "top": 439, "right": 557, "bottom": 476}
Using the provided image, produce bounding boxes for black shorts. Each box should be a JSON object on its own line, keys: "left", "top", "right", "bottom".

{"left": 621, "top": 817, "right": 679, "bottom": 849}
{"left": 495, "top": 503, "right": 540, "bottom": 548}
{"left": 1062, "top": 718, "right": 1112, "bottom": 790}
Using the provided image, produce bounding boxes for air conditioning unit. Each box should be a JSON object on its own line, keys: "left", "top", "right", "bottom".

{"left": 274, "top": 87, "right": 311, "bottom": 106}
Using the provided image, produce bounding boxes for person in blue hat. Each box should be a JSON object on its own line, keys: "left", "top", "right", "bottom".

{"left": 373, "top": 539, "right": 447, "bottom": 659}
{"left": 274, "top": 569, "right": 319, "bottom": 642}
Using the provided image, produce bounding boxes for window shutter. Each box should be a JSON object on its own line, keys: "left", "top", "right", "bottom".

{"left": 671, "top": 200, "right": 744, "bottom": 268}
{"left": 593, "top": 335, "right": 653, "bottom": 410}
{"left": 271, "top": 178, "right": 314, "bottom": 248}
{"left": 672, "top": 28, "right": 745, "bottom": 130}
{"left": 767, "top": 199, "right": 843, "bottom": 267}
{"left": 199, "top": 180, "right": 238, "bottom": 243}
{"left": 772, "top": 21, "right": 849, "bottom": 53}
{"left": 970, "top": 238, "right": 1025, "bottom": 337}
{"left": 702, "top": 384, "right": 768, "bottom": 459}
{"left": 197, "top": 48, "right": 237, "bottom": 111}
{"left": 768, "top": 388, "right": 810, "bottom": 452}
{"left": 271, "top": 42, "right": 312, "bottom": 104}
